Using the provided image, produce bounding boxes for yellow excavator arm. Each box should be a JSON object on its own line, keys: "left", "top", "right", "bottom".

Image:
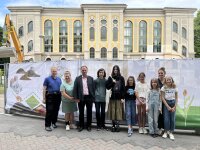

{"left": 5, "top": 14, "right": 24, "bottom": 62}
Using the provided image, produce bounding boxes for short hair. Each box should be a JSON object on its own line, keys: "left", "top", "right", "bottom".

{"left": 64, "top": 71, "right": 71, "bottom": 76}
{"left": 150, "top": 78, "right": 160, "bottom": 90}
{"left": 97, "top": 68, "right": 106, "bottom": 78}
{"left": 81, "top": 65, "right": 88, "bottom": 70}
{"left": 51, "top": 67, "right": 57, "bottom": 71}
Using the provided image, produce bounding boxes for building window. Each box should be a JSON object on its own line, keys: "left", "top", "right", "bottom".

{"left": 101, "top": 19, "right": 107, "bottom": 41}
{"left": 28, "top": 40, "right": 33, "bottom": 52}
{"left": 139, "top": 20, "right": 147, "bottom": 52}
{"left": 173, "top": 22, "right": 178, "bottom": 33}
{"left": 61, "top": 58, "right": 66, "bottom": 60}
{"left": 113, "top": 27, "right": 118, "bottom": 41}
{"left": 182, "top": 46, "right": 187, "bottom": 57}
{"left": 89, "top": 47, "right": 95, "bottom": 59}
{"left": 18, "top": 26, "right": 24, "bottom": 37}
{"left": 173, "top": 40, "right": 178, "bottom": 51}
{"left": 74, "top": 20, "right": 82, "bottom": 52}
{"left": 44, "top": 20, "right": 53, "bottom": 52}
{"left": 90, "top": 27, "right": 95, "bottom": 41}
{"left": 153, "top": 21, "right": 161, "bottom": 52}
{"left": 28, "top": 21, "right": 33, "bottom": 33}
{"left": 101, "top": 26, "right": 107, "bottom": 41}
{"left": 182, "top": 27, "right": 187, "bottom": 39}
{"left": 59, "top": 20, "right": 68, "bottom": 52}
{"left": 113, "top": 47, "right": 118, "bottom": 59}
{"left": 101, "top": 47, "right": 107, "bottom": 58}
{"left": 124, "top": 21, "right": 133, "bottom": 53}
{"left": 45, "top": 58, "right": 51, "bottom": 61}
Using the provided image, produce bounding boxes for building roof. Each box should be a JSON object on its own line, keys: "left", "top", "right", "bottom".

{"left": 0, "top": 47, "right": 16, "bottom": 58}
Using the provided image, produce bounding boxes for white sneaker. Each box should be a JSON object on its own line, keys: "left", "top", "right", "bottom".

{"left": 162, "top": 132, "right": 167, "bottom": 138}
{"left": 143, "top": 128, "right": 148, "bottom": 134}
{"left": 66, "top": 125, "right": 70, "bottom": 131}
{"left": 169, "top": 133, "right": 175, "bottom": 140}
{"left": 139, "top": 127, "right": 143, "bottom": 134}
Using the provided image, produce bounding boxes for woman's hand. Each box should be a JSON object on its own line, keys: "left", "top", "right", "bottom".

{"left": 121, "top": 99, "right": 125, "bottom": 103}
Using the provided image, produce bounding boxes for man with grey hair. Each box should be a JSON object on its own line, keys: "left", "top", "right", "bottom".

{"left": 43, "top": 67, "right": 62, "bottom": 131}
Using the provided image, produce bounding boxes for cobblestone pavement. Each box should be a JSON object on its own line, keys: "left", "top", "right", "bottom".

{"left": 0, "top": 114, "right": 199, "bottom": 150}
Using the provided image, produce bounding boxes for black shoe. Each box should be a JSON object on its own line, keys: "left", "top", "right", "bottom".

{"left": 52, "top": 124, "right": 57, "bottom": 128}
{"left": 111, "top": 126, "right": 115, "bottom": 132}
{"left": 150, "top": 134, "right": 155, "bottom": 138}
{"left": 78, "top": 127, "right": 84, "bottom": 132}
{"left": 45, "top": 127, "right": 52, "bottom": 131}
{"left": 87, "top": 127, "right": 91, "bottom": 132}
{"left": 115, "top": 123, "right": 120, "bottom": 132}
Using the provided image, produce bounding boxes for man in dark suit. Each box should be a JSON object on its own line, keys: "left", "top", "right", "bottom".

{"left": 73, "top": 66, "right": 95, "bottom": 132}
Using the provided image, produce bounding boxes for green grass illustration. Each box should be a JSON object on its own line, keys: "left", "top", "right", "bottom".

{"left": 26, "top": 95, "right": 40, "bottom": 109}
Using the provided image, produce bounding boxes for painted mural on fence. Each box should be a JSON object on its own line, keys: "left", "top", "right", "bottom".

{"left": 5, "top": 59, "right": 200, "bottom": 128}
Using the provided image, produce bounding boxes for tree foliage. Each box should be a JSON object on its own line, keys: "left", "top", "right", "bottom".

{"left": 194, "top": 10, "right": 200, "bottom": 58}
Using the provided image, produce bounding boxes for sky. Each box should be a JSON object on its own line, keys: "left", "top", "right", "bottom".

{"left": 0, "top": 0, "right": 200, "bottom": 27}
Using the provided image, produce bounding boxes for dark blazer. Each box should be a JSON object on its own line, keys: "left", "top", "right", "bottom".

{"left": 73, "top": 75, "right": 95, "bottom": 101}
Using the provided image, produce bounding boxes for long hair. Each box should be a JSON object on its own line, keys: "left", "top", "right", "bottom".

{"left": 150, "top": 78, "right": 160, "bottom": 90}
{"left": 97, "top": 68, "right": 106, "bottom": 78}
{"left": 163, "top": 76, "right": 176, "bottom": 88}
{"left": 111, "top": 65, "right": 121, "bottom": 77}
{"left": 126, "top": 76, "right": 135, "bottom": 88}
{"left": 158, "top": 67, "right": 166, "bottom": 75}
{"left": 137, "top": 72, "right": 145, "bottom": 81}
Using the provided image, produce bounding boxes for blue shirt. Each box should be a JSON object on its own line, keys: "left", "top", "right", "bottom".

{"left": 43, "top": 76, "right": 62, "bottom": 93}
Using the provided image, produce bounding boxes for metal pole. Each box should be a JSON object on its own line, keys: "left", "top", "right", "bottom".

{"left": 3, "top": 63, "right": 8, "bottom": 114}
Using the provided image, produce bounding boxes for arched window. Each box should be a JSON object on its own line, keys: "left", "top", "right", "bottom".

{"left": 18, "top": 26, "right": 24, "bottom": 37}
{"left": 101, "top": 47, "right": 107, "bottom": 58}
{"left": 28, "top": 40, "right": 33, "bottom": 52}
{"left": 173, "top": 22, "right": 178, "bottom": 33}
{"left": 74, "top": 20, "right": 82, "bottom": 52}
{"left": 153, "top": 21, "right": 161, "bottom": 52}
{"left": 113, "top": 27, "right": 118, "bottom": 41}
{"left": 182, "top": 46, "right": 187, "bottom": 57}
{"left": 89, "top": 47, "right": 95, "bottom": 59}
{"left": 59, "top": 20, "right": 68, "bottom": 52}
{"left": 124, "top": 21, "right": 133, "bottom": 52}
{"left": 101, "top": 26, "right": 107, "bottom": 41}
{"left": 28, "top": 21, "right": 33, "bottom": 33}
{"left": 139, "top": 20, "right": 147, "bottom": 52}
{"left": 173, "top": 40, "right": 178, "bottom": 51}
{"left": 45, "top": 58, "right": 51, "bottom": 61}
{"left": 112, "top": 47, "right": 118, "bottom": 59}
{"left": 90, "top": 27, "right": 95, "bottom": 41}
{"left": 61, "top": 57, "right": 66, "bottom": 60}
{"left": 44, "top": 20, "right": 53, "bottom": 52}
{"left": 182, "top": 27, "right": 187, "bottom": 39}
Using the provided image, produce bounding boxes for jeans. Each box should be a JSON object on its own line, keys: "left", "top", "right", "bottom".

{"left": 125, "top": 100, "right": 136, "bottom": 126}
{"left": 148, "top": 103, "right": 160, "bottom": 134}
{"left": 95, "top": 102, "right": 106, "bottom": 127}
{"left": 163, "top": 100, "right": 176, "bottom": 132}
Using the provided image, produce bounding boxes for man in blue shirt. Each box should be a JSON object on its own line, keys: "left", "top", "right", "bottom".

{"left": 43, "top": 67, "right": 61, "bottom": 131}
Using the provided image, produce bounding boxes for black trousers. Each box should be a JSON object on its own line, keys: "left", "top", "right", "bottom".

{"left": 45, "top": 94, "right": 61, "bottom": 127}
{"left": 158, "top": 102, "right": 164, "bottom": 129}
{"left": 78, "top": 95, "right": 93, "bottom": 128}
{"left": 95, "top": 102, "right": 106, "bottom": 127}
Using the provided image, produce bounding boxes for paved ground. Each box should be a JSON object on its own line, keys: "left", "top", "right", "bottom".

{"left": 0, "top": 94, "right": 200, "bottom": 150}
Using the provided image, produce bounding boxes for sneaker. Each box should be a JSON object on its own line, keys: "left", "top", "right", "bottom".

{"left": 139, "top": 127, "right": 143, "bottom": 134}
{"left": 162, "top": 132, "right": 167, "bottom": 138}
{"left": 131, "top": 128, "right": 133, "bottom": 134}
{"left": 45, "top": 127, "right": 52, "bottom": 131}
{"left": 158, "top": 129, "right": 163, "bottom": 135}
{"left": 52, "top": 124, "right": 57, "bottom": 128}
{"left": 66, "top": 125, "right": 70, "bottom": 131}
{"left": 169, "top": 133, "right": 175, "bottom": 140}
{"left": 128, "top": 128, "right": 132, "bottom": 137}
{"left": 143, "top": 128, "right": 148, "bottom": 134}
{"left": 111, "top": 126, "right": 115, "bottom": 132}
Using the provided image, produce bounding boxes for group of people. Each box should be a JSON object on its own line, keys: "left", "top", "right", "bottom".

{"left": 43, "top": 65, "right": 178, "bottom": 141}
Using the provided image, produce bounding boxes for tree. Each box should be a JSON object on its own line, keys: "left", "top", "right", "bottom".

{"left": 194, "top": 10, "right": 200, "bottom": 58}
{"left": 0, "top": 26, "right": 3, "bottom": 47}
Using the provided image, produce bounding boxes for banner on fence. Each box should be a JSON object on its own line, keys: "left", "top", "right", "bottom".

{"left": 5, "top": 59, "right": 200, "bottom": 129}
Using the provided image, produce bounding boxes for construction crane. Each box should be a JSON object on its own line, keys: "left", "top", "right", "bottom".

{"left": 4, "top": 14, "right": 24, "bottom": 62}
